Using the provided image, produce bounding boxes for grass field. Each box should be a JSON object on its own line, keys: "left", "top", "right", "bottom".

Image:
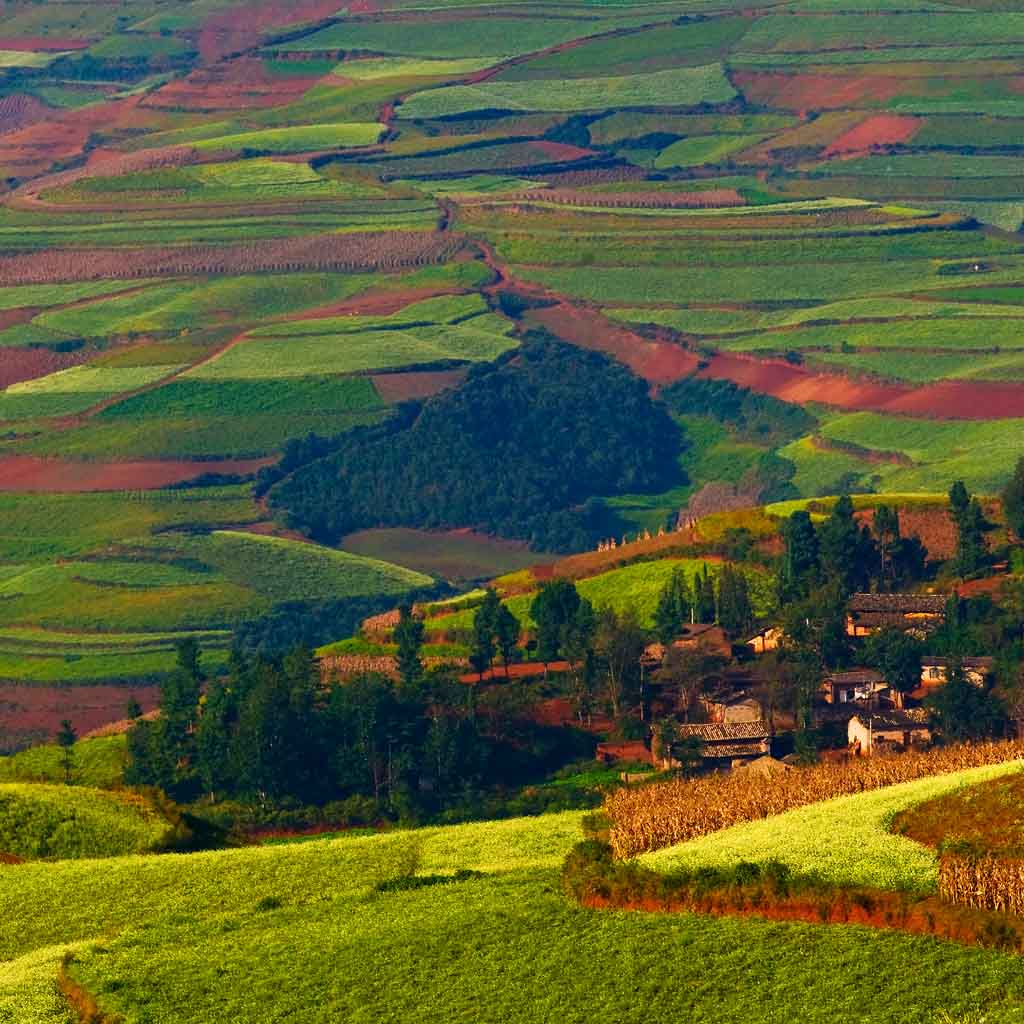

{"left": 0, "top": 736, "right": 127, "bottom": 788}
{"left": 5, "top": 804, "right": 1024, "bottom": 1021}
{"left": 641, "top": 762, "right": 1024, "bottom": 893}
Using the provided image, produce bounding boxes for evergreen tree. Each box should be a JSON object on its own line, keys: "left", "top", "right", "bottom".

{"left": 873, "top": 504, "right": 901, "bottom": 589}
{"left": 562, "top": 598, "right": 597, "bottom": 722}
{"left": 653, "top": 568, "right": 691, "bottom": 644}
{"left": 1002, "top": 455, "right": 1024, "bottom": 540}
{"left": 594, "top": 607, "right": 645, "bottom": 721}
{"left": 819, "top": 494, "right": 869, "bottom": 594}
{"left": 125, "top": 697, "right": 143, "bottom": 721}
{"left": 926, "top": 660, "right": 1007, "bottom": 741}
{"left": 717, "top": 565, "right": 753, "bottom": 636}
{"left": 195, "top": 679, "right": 234, "bottom": 801}
{"left": 56, "top": 720, "right": 76, "bottom": 785}
{"left": 530, "top": 578, "right": 582, "bottom": 665}
{"left": 493, "top": 604, "right": 521, "bottom": 678}
{"left": 780, "top": 510, "right": 819, "bottom": 601}
{"left": 393, "top": 603, "right": 425, "bottom": 688}
{"left": 695, "top": 566, "right": 717, "bottom": 623}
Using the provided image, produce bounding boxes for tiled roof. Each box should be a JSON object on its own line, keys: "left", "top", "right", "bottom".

{"left": 848, "top": 593, "right": 948, "bottom": 614}
{"left": 676, "top": 721, "right": 770, "bottom": 741}
{"left": 826, "top": 669, "right": 885, "bottom": 686}
{"left": 921, "top": 656, "right": 994, "bottom": 669}
{"left": 850, "top": 709, "right": 930, "bottom": 730}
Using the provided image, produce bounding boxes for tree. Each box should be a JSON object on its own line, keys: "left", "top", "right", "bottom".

{"left": 562, "top": 598, "right": 597, "bottom": 723}
{"left": 654, "top": 641, "right": 726, "bottom": 722}
{"left": 594, "top": 608, "right": 645, "bottom": 720}
{"left": 780, "top": 580, "right": 850, "bottom": 669}
{"left": 470, "top": 590, "right": 501, "bottom": 681}
{"left": 393, "top": 603, "right": 425, "bottom": 688}
{"left": 195, "top": 679, "right": 234, "bottom": 801}
{"left": 530, "top": 578, "right": 582, "bottom": 667}
{"left": 1002, "top": 455, "right": 1024, "bottom": 540}
{"left": 56, "top": 719, "right": 76, "bottom": 785}
{"left": 819, "top": 494, "right": 871, "bottom": 594}
{"left": 780, "top": 510, "right": 819, "bottom": 601}
{"left": 695, "top": 566, "right": 717, "bottom": 623}
{"left": 493, "top": 604, "right": 521, "bottom": 678}
{"left": 125, "top": 697, "right": 143, "bottom": 721}
{"left": 926, "top": 660, "right": 1007, "bottom": 741}
{"left": 716, "top": 564, "right": 753, "bottom": 636}
{"left": 864, "top": 627, "right": 922, "bottom": 704}
{"left": 653, "top": 569, "right": 691, "bottom": 645}
{"left": 949, "top": 480, "right": 987, "bottom": 577}
{"left": 873, "top": 504, "right": 901, "bottom": 590}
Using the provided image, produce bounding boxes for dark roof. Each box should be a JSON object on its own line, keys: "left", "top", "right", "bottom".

{"left": 848, "top": 593, "right": 948, "bottom": 614}
{"left": 825, "top": 669, "right": 885, "bottom": 686}
{"left": 850, "top": 709, "right": 930, "bottom": 730}
{"left": 704, "top": 742, "right": 769, "bottom": 759}
{"left": 676, "top": 721, "right": 769, "bottom": 741}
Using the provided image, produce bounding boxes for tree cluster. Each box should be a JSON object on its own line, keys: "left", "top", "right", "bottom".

{"left": 268, "top": 339, "right": 684, "bottom": 552}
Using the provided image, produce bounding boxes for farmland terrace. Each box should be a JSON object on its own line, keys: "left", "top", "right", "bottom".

{"left": 0, "top": 0, "right": 1024, "bottom": 697}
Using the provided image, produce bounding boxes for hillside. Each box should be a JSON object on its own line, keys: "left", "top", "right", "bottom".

{"left": 1, "top": 0, "right": 1024, "bottom": 700}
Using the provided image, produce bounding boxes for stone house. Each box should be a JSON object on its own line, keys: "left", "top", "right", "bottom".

{"left": 848, "top": 710, "right": 931, "bottom": 755}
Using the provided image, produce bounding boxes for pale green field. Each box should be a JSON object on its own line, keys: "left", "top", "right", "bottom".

{"left": 641, "top": 761, "right": 1024, "bottom": 893}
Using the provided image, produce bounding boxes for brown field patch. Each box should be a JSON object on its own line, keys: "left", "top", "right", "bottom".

{"left": 0, "top": 37, "right": 91, "bottom": 51}
{"left": 734, "top": 71, "right": 906, "bottom": 111}
{"left": 198, "top": 0, "right": 345, "bottom": 64}
{"left": 371, "top": 369, "right": 467, "bottom": 402}
{"left": 0, "top": 682, "right": 158, "bottom": 752}
{"left": 823, "top": 114, "right": 921, "bottom": 158}
{"left": 0, "top": 347, "right": 92, "bottom": 390}
{"left": 529, "top": 303, "right": 700, "bottom": 384}
{"left": 142, "top": 56, "right": 321, "bottom": 112}
{"left": 0, "top": 455, "right": 272, "bottom": 492}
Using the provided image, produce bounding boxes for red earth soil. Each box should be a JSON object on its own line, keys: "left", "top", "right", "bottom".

{"left": 0, "top": 37, "right": 91, "bottom": 51}
{"left": 0, "top": 683, "right": 159, "bottom": 749}
{"left": 531, "top": 140, "right": 597, "bottom": 162}
{"left": 0, "top": 455, "right": 272, "bottom": 493}
{"left": 0, "top": 347, "right": 93, "bottom": 389}
{"left": 528, "top": 696, "right": 612, "bottom": 733}
{"left": 823, "top": 114, "right": 921, "bottom": 158}
{"left": 0, "top": 94, "right": 53, "bottom": 135}
{"left": 530, "top": 304, "right": 701, "bottom": 385}
{"left": 142, "top": 56, "right": 322, "bottom": 112}
{"left": 459, "top": 661, "right": 570, "bottom": 684}
{"left": 507, "top": 188, "right": 746, "bottom": 209}
{"left": 372, "top": 369, "right": 468, "bottom": 402}
{"left": 197, "top": 1, "right": 344, "bottom": 64}
{"left": 697, "top": 352, "right": 1024, "bottom": 420}
{"left": 856, "top": 506, "right": 959, "bottom": 561}
{"left": 734, "top": 71, "right": 907, "bottom": 111}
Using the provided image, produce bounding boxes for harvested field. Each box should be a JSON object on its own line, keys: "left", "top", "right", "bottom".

{"left": 0, "top": 683, "right": 159, "bottom": 751}
{"left": 371, "top": 369, "right": 467, "bottom": 402}
{"left": 0, "top": 455, "right": 272, "bottom": 493}
{"left": 0, "top": 232, "right": 466, "bottom": 285}
{"left": 503, "top": 188, "right": 746, "bottom": 209}
{"left": 197, "top": 0, "right": 345, "bottom": 64}
{"left": 528, "top": 303, "right": 700, "bottom": 385}
{"left": 0, "top": 346, "right": 92, "bottom": 390}
{"left": 822, "top": 114, "right": 922, "bottom": 158}
{"left": 342, "top": 527, "right": 542, "bottom": 581}
{"left": 698, "top": 352, "right": 1024, "bottom": 420}
{"left": 142, "top": 57, "right": 322, "bottom": 112}
{"left": 734, "top": 71, "right": 907, "bottom": 111}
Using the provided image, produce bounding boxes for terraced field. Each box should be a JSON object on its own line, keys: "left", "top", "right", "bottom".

{"left": 0, "top": 0, "right": 1023, "bottom": 696}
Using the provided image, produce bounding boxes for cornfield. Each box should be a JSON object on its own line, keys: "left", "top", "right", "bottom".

{"left": 504, "top": 188, "right": 746, "bottom": 210}
{"left": 606, "top": 740, "right": 1024, "bottom": 858}
{"left": 940, "top": 852, "right": 1024, "bottom": 915}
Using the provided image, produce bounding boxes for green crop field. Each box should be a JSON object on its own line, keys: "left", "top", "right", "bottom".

{"left": 0, "top": 736, "right": 127, "bottom": 788}
{"left": 641, "top": 762, "right": 1024, "bottom": 893}
{"left": 0, "top": 783, "right": 167, "bottom": 861}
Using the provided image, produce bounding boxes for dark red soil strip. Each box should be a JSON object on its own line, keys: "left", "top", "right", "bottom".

{"left": 0, "top": 455, "right": 272, "bottom": 492}
{"left": 372, "top": 369, "right": 467, "bottom": 402}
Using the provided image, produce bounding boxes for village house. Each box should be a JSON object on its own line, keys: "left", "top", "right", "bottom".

{"left": 700, "top": 693, "right": 763, "bottom": 724}
{"left": 746, "top": 624, "right": 782, "bottom": 655}
{"left": 848, "top": 709, "right": 931, "bottom": 755}
{"left": 820, "top": 668, "right": 894, "bottom": 708}
{"left": 846, "top": 593, "right": 947, "bottom": 638}
{"left": 919, "top": 656, "right": 994, "bottom": 688}
{"left": 662, "top": 721, "right": 771, "bottom": 768}
{"left": 641, "top": 623, "right": 732, "bottom": 668}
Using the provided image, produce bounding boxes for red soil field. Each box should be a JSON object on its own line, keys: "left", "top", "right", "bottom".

{"left": 0, "top": 455, "right": 272, "bottom": 493}
{"left": 459, "top": 661, "right": 569, "bottom": 684}
{"left": 0, "top": 94, "right": 53, "bottom": 135}
{"left": 0, "top": 347, "right": 92, "bottom": 390}
{"left": 697, "top": 352, "right": 1024, "bottom": 420}
{"left": 531, "top": 140, "right": 597, "bottom": 162}
{"left": 734, "top": 71, "right": 906, "bottom": 111}
{"left": 508, "top": 188, "right": 746, "bottom": 209}
{"left": 197, "top": 1, "right": 344, "bottom": 64}
{"left": 143, "top": 57, "right": 322, "bottom": 112}
{"left": 291, "top": 285, "right": 463, "bottom": 321}
{"left": 372, "top": 369, "right": 467, "bottom": 402}
{"left": 530, "top": 303, "right": 701, "bottom": 384}
{"left": 0, "top": 683, "right": 158, "bottom": 750}
{"left": 823, "top": 114, "right": 921, "bottom": 158}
